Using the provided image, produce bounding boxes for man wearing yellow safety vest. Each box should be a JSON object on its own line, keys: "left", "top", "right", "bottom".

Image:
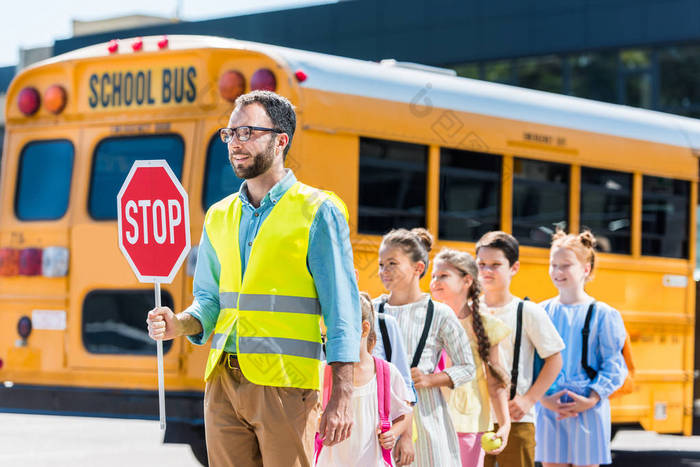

{"left": 146, "top": 90, "right": 361, "bottom": 467}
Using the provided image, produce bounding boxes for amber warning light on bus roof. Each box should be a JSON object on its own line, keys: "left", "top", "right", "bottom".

{"left": 44, "top": 85, "right": 67, "bottom": 114}
{"left": 219, "top": 70, "right": 246, "bottom": 102}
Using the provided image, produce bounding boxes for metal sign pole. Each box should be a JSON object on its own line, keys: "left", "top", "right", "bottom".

{"left": 154, "top": 281, "right": 166, "bottom": 431}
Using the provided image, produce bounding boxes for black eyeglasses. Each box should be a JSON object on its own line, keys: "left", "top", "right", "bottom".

{"left": 218, "top": 126, "right": 282, "bottom": 143}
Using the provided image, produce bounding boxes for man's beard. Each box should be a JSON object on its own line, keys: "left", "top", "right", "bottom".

{"left": 230, "top": 138, "right": 276, "bottom": 180}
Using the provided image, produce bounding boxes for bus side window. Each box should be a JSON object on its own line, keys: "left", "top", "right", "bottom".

{"left": 580, "top": 167, "right": 632, "bottom": 254}
{"left": 88, "top": 135, "right": 184, "bottom": 220}
{"left": 83, "top": 289, "right": 174, "bottom": 355}
{"left": 203, "top": 133, "right": 243, "bottom": 211}
{"left": 642, "top": 175, "right": 690, "bottom": 258}
{"left": 512, "top": 157, "right": 569, "bottom": 247}
{"left": 358, "top": 137, "right": 428, "bottom": 234}
{"left": 439, "top": 148, "right": 501, "bottom": 242}
{"left": 15, "top": 140, "right": 74, "bottom": 221}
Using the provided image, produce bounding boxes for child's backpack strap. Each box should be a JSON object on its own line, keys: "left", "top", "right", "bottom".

{"left": 411, "top": 299, "right": 435, "bottom": 369}
{"left": 321, "top": 363, "right": 333, "bottom": 409}
{"left": 377, "top": 302, "right": 393, "bottom": 362}
{"left": 374, "top": 356, "right": 393, "bottom": 467}
{"left": 581, "top": 301, "right": 598, "bottom": 380}
{"left": 510, "top": 300, "right": 525, "bottom": 400}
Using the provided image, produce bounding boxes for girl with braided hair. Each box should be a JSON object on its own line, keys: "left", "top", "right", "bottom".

{"left": 430, "top": 248, "right": 511, "bottom": 467}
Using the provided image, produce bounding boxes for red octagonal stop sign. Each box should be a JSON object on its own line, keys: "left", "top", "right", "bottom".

{"left": 117, "top": 160, "right": 191, "bottom": 283}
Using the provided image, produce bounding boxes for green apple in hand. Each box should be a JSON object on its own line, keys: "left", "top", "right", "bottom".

{"left": 481, "top": 431, "right": 502, "bottom": 451}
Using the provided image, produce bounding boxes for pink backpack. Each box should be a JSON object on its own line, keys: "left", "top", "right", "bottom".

{"left": 314, "top": 356, "right": 393, "bottom": 466}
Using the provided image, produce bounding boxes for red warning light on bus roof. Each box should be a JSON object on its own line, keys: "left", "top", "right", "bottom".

{"left": 18, "top": 87, "right": 40, "bottom": 116}
{"left": 251, "top": 68, "right": 276, "bottom": 92}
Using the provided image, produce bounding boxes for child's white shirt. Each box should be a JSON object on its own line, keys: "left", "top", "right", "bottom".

{"left": 485, "top": 296, "right": 565, "bottom": 423}
{"left": 316, "top": 361, "right": 412, "bottom": 467}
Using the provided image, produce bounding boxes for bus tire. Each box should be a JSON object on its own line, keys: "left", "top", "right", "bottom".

{"left": 164, "top": 420, "right": 208, "bottom": 466}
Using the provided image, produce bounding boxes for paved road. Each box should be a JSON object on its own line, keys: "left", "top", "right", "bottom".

{"left": 0, "top": 413, "right": 201, "bottom": 466}
{"left": 4, "top": 413, "right": 700, "bottom": 466}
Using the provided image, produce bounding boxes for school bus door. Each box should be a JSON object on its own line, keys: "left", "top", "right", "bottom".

{"left": 66, "top": 121, "right": 196, "bottom": 382}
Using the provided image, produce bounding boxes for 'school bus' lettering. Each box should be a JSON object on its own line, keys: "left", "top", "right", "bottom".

{"left": 88, "top": 66, "right": 197, "bottom": 109}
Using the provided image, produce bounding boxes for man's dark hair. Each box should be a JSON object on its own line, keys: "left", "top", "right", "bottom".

{"left": 475, "top": 231, "right": 520, "bottom": 266}
{"left": 235, "top": 90, "right": 296, "bottom": 158}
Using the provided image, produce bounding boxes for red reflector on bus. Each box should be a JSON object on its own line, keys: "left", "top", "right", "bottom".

{"left": 219, "top": 70, "right": 246, "bottom": 102}
{"left": 294, "top": 69, "right": 308, "bottom": 83}
{"left": 18, "top": 87, "right": 40, "bottom": 116}
{"left": 158, "top": 36, "right": 169, "bottom": 50}
{"left": 107, "top": 39, "right": 119, "bottom": 54}
{"left": 44, "top": 85, "right": 67, "bottom": 115}
{"left": 0, "top": 248, "right": 19, "bottom": 276}
{"left": 0, "top": 357, "right": 3, "bottom": 370}
{"left": 251, "top": 68, "right": 277, "bottom": 92}
{"left": 132, "top": 37, "right": 143, "bottom": 52}
{"left": 19, "top": 248, "right": 43, "bottom": 276}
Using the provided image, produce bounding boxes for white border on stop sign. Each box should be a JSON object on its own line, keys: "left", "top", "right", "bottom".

{"left": 116, "top": 159, "right": 191, "bottom": 284}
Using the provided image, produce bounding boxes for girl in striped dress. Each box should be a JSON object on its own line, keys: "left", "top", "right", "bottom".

{"left": 535, "top": 231, "right": 628, "bottom": 467}
{"left": 375, "top": 228, "right": 476, "bottom": 467}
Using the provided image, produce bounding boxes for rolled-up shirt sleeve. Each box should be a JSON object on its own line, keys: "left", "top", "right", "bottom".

{"left": 183, "top": 228, "right": 221, "bottom": 346}
{"left": 437, "top": 310, "right": 476, "bottom": 388}
{"left": 308, "top": 199, "right": 361, "bottom": 364}
{"left": 588, "top": 305, "right": 628, "bottom": 399}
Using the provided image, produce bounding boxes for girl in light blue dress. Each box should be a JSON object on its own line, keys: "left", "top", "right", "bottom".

{"left": 535, "top": 231, "right": 627, "bottom": 467}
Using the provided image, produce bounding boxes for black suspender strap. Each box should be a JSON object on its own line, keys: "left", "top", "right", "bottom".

{"left": 411, "top": 299, "right": 435, "bottom": 369}
{"left": 582, "top": 301, "right": 598, "bottom": 380}
{"left": 510, "top": 300, "right": 524, "bottom": 400}
{"left": 377, "top": 302, "right": 392, "bottom": 362}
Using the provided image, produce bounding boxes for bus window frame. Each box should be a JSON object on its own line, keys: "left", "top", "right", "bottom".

{"left": 14, "top": 138, "right": 75, "bottom": 222}
{"left": 86, "top": 132, "right": 186, "bottom": 222}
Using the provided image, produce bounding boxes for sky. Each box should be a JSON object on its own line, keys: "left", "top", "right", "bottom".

{"left": 0, "top": 0, "right": 328, "bottom": 67}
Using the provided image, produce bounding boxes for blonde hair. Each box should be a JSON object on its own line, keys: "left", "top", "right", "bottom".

{"left": 380, "top": 228, "right": 434, "bottom": 278}
{"left": 434, "top": 248, "right": 510, "bottom": 389}
{"left": 359, "top": 292, "right": 376, "bottom": 351}
{"left": 551, "top": 229, "right": 597, "bottom": 281}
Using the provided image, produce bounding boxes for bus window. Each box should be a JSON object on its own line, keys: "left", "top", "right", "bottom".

{"left": 439, "top": 148, "right": 501, "bottom": 241}
{"left": 83, "top": 289, "right": 174, "bottom": 355}
{"left": 15, "top": 140, "right": 74, "bottom": 220}
{"left": 580, "top": 167, "right": 632, "bottom": 254}
{"left": 358, "top": 137, "right": 427, "bottom": 234}
{"left": 512, "top": 158, "right": 569, "bottom": 247}
{"left": 88, "top": 135, "right": 184, "bottom": 220}
{"left": 203, "top": 133, "right": 243, "bottom": 210}
{"left": 642, "top": 175, "right": 690, "bottom": 258}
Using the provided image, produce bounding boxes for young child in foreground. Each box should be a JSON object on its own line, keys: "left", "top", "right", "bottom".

{"left": 316, "top": 292, "right": 413, "bottom": 467}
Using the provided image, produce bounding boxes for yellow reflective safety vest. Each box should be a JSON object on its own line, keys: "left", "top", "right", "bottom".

{"left": 203, "top": 181, "right": 348, "bottom": 390}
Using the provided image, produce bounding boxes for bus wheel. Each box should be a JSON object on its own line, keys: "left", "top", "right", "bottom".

{"left": 164, "top": 421, "right": 208, "bottom": 466}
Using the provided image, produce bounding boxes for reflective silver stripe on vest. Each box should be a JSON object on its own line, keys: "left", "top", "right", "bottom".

{"left": 219, "top": 292, "right": 239, "bottom": 309}
{"left": 239, "top": 336, "right": 323, "bottom": 360}
{"left": 211, "top": 333, "right": 229, "bottom": 350}
{"left": 238, "top": 294, "right": 321, "bottom": 315}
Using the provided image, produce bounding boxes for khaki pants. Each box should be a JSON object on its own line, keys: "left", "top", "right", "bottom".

{"left": 204, "top": 354, "right": 321, "bottom": 467}
{"left": 484, "top": 422, "right": 535, "bottom": 467}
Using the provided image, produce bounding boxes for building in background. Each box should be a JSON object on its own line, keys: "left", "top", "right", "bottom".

{"left": 49, "top": 0, "right": 700, "bottom": 119}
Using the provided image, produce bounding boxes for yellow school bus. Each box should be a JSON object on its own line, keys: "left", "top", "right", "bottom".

{"left": 1, "top": 35, "right": 699, "bottom": 460}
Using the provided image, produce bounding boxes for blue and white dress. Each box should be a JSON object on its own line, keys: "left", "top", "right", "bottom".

{"left": 535, "top": 298, "right": 628, "bottom": 465}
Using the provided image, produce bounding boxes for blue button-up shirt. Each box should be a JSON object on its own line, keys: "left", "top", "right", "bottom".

{"left": 185, "top": 170, "right": 361, "bottom": 363}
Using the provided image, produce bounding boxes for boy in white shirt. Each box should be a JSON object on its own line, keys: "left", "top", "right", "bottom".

{"left": 476, "top": 231, "right": 564, "bottom": 467}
